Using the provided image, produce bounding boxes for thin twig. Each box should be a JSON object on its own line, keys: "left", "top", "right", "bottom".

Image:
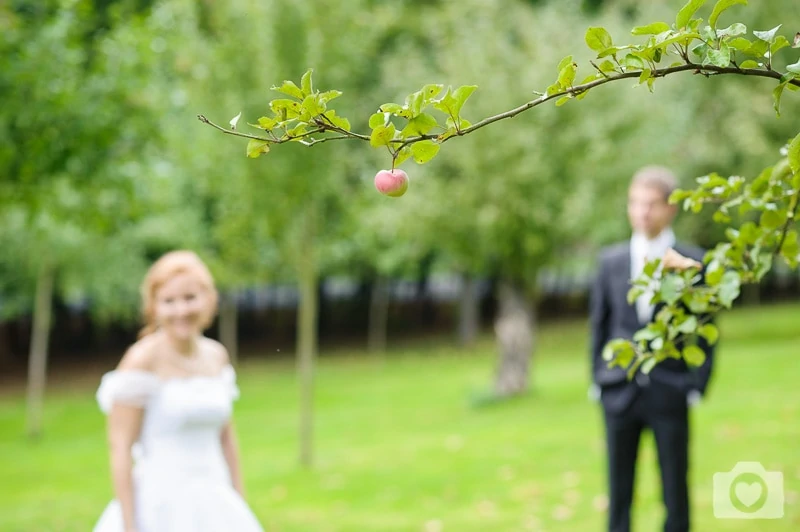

{"left": 298, "top": 135, "right": 352, "bottom": 146}
{"left": 197, "top": 114, "right": 274, "bottom": 142}
{"left": 590, "top": 60, "right": 610, "bottom": 79}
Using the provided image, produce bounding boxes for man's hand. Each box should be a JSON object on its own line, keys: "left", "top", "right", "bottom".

{"left": 687, "top": 390, "right": 703, "bottom": 407}
{"left": 663, "top": 248, "right": 702, "bottom": 271}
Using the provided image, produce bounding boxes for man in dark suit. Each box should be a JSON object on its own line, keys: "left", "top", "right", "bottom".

{"left": 589, "top": 166, "right": 715, "bottom": 532}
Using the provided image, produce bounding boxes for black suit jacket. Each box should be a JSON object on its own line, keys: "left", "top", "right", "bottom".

{"left": 589, "top": 241, "right": 715, "bottom": 415}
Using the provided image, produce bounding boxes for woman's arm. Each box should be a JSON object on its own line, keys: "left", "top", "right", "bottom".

{"left": 221, "top": 420, "right": 246, "bottom": 496}
{"left": 107, "top": 403, "right": 145, "bottom": 532}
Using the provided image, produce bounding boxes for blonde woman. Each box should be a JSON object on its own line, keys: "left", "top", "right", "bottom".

{"left": 93, "top": 251, "right": 262, "bottom": 532}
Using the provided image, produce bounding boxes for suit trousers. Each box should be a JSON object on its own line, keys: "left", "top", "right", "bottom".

{"left": 602, "top": 379, "right": 690, "bottom": 532}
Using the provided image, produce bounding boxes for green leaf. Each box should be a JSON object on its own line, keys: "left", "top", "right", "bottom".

{"left": 739, "top": 59, "right": 760, "bottom": 68}
{"left": 555, "top": 96, "right": 571, "bottom": 106}
{"left": 698, "top": 323, "right": 720, "bottom": 345}
{"left": 603, "top": 339, "right": 635, "bottom": 368}
{"left": 739, "top": 222, "right": 759, "bottom": 245}
{"left": 406, "top": 90, "right": 425, "bottom": 116}
{"left": 677, "top": 315, "right": 698, "bottom": 334}
{"left": 585, "top": 27, "right": 613, "bottom": 52}
{"left": 300, "top": 94, "right": 324, "bottom": 118}
{"left": 369, "top": 123, "right": 396, "bottom": 147}
{"left": 411, "top": 140, "right": 440, "bottom": 164}
{"left": 687, "top": 292, "right": 712, "bottom": 314}
{"left": 318, "top": 90, "right": 342, "bottom": 104}
{"left": 623, "top": 54, "right": 646, "bottom": 70}
{"left": 401, "top": 113, "right": 438, "bottom": 137}
{"left": 598, "top": 59, "right": 617, "bottom": 72}
{"left": 744, "top": 39, "right": 769, "bottom": 57}
{"left": 270, "top": 98, "right": 302, "bottom": 119}
{"left": 643, "top": 257, "right": 661, "bottom": 277}
{"left": 321, "top": 110, "right": 350, "bottom": 131}
{"left": 754, "top": 24, "right": 782, "bottom": 44}
{"left": 393, "top": 146, "right": 412, "bottom": 167}
{"left": 706, "top": 42, "right": 731, "bottom": 67}
{"left": 632, "top": 22, "right": 671, "bottom": 35}
{"left": 780, "top": 230, "right": 799, "bottom": 261}
{"left": 660, "top": 275, "right": 684, "bottom": 305}
{"left": 772, "top": 82, "right": 787, "bottom": 116}
{"left": 788, "top": 132, "right": 800, "bottom": 174}
{"left": 633, "top": 326, "right": 661, "bottom": 342}
{"left": 787, "top": 60, "right": 800, "bottom": 75}
{"left": 256, "top": 116, "right": 277, "bottom": 130}
{"left": 286, "top": 123, "right": 308, "bottom": 139}
{"left": 709, "top": 0, "right": 747, "bottom": 29}
{"left": 716, "top": 22, "right": 747, "bottom": 38}
{"left": 754, "top": 251, "right": 774, "bottom": 281}
{"left": 656, "top": 32, "right": 702, "bottom": 49}
{"left": 545, "top": 83, "right": 561, "bottom": 96}
{"left": 771, "top": 35, "right": 790, "bottom": 54}
{"left": 246, "top": 139, "right": 270, "bottom": 158}
{"left": 713, "top": 211, "right": 732, "bottom": 223}
{"left": 682, "top": 345, "right": 706, "bottom": 367}
{"left": 557, "top": 61, "right": 577, "bottom": 87}
{"left": 641, "top": 357, "right": 658, "bottom": 374}
{"left": 378, "top": 103, "right": 403, "bottom": 114}
{"left": 701, "top": 24, "right": 717, "bottom": 41}
{"left": 627, "top": 286, "right": 646, "bottom": 305}
{"left": 718, "top": 270, "right": 741, "bottom": 307}
{"left": 597, "top": 46, "right": 621, "bottom": 58}
{"left": 301, "top": 69, "right": 313, "bottom": 96}
{"left": 557, "top": 55, "right": 574, "bottom": 72}
{"left": 728, "top": 37, "right": 752, "bottom": 52}
{"left": 760, "top": 208, "right": 784, "bottom": 230}
{"left": 676, "top": 0, "right": 707, "bottom": 30}
{"left": 421, "top": 84, "right": 444, "bottom": 101}
{"left": 639, "top": 68, "right": 652, "bottom": 85}
{"left": 452, "top": 85, "right": 478, "bottom": 114}
{"left": 272, "top": 80, "right": 304, "bottom": 99}
{"left": 369, "top": 112, "right": 386, "bottom": 129}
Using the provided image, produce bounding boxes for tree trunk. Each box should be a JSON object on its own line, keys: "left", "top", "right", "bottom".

{"left": 26, "top": 262, "right": 55, "bottom": 439}
{"left": 219, "top": 291, "right": 239, "bottom": 366}
{"left": 457, "top": 272, "right": 480, "bottom": 347}
{"left": 0, "top": 322, "right": 12, "bottom": 369}
{"left": 493, "top": 280, "right": 534, "bottom": 397}
{"left": 367, "top": 275, "right": 389, "bottom": 354}
{"left": 741, "top": 282, "right": 761, "bottom": 306}
{"left": 296, "top": 212, "right": 318, "bottom": 469}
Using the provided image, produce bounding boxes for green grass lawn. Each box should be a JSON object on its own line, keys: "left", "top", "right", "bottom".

{"left": 1, "top": 302, "right": 799, "bottom": 531}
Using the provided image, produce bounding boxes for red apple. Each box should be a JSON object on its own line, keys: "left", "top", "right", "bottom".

{"left": 374, "top": 169, "right": 409, "bottom": 197}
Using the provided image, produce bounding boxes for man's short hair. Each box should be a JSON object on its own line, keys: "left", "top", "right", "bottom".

{"left": 630, "top": 165, "right": 678, "bottom": 202}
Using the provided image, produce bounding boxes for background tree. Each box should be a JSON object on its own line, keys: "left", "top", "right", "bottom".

{"left": 0, "top": 0, "right": 204, "bottom": 437}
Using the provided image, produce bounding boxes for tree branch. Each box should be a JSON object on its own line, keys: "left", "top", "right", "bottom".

{"left": 201, "top": 63, "right": 800, "bottom": 149}
{"left": 453, "top": 63, "right": 800, "bottom": 140}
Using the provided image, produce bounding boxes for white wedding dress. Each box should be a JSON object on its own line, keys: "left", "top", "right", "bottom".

{"left": 93, "top": 365, "right": 263, "bottom": 532}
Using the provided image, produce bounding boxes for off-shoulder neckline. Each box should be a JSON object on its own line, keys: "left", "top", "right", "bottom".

{"left": 105, "top": 363, "right": 235, "bottom": 384}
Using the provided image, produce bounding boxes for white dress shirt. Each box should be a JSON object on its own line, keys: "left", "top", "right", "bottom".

{"left": 630, "top": 227, "right": 675, "bottom": 324}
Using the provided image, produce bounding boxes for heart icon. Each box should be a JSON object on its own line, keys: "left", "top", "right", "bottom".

{"left": 734, "top": 481, "right": 763, "bottom": 507}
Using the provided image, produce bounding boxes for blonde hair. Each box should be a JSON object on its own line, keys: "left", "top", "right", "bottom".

{"left": 138, "top": 250, "right": 219, "bottom": 338}
{"left": 631, "top": 165, "right": 678, "bottom": 202}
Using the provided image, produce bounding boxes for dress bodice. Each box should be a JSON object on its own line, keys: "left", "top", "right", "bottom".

{"left": 93, "top": 365, "right": 264, "bottom": 532}
{"left": 96, "top": 366, "right": 240, "bottom": 484}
